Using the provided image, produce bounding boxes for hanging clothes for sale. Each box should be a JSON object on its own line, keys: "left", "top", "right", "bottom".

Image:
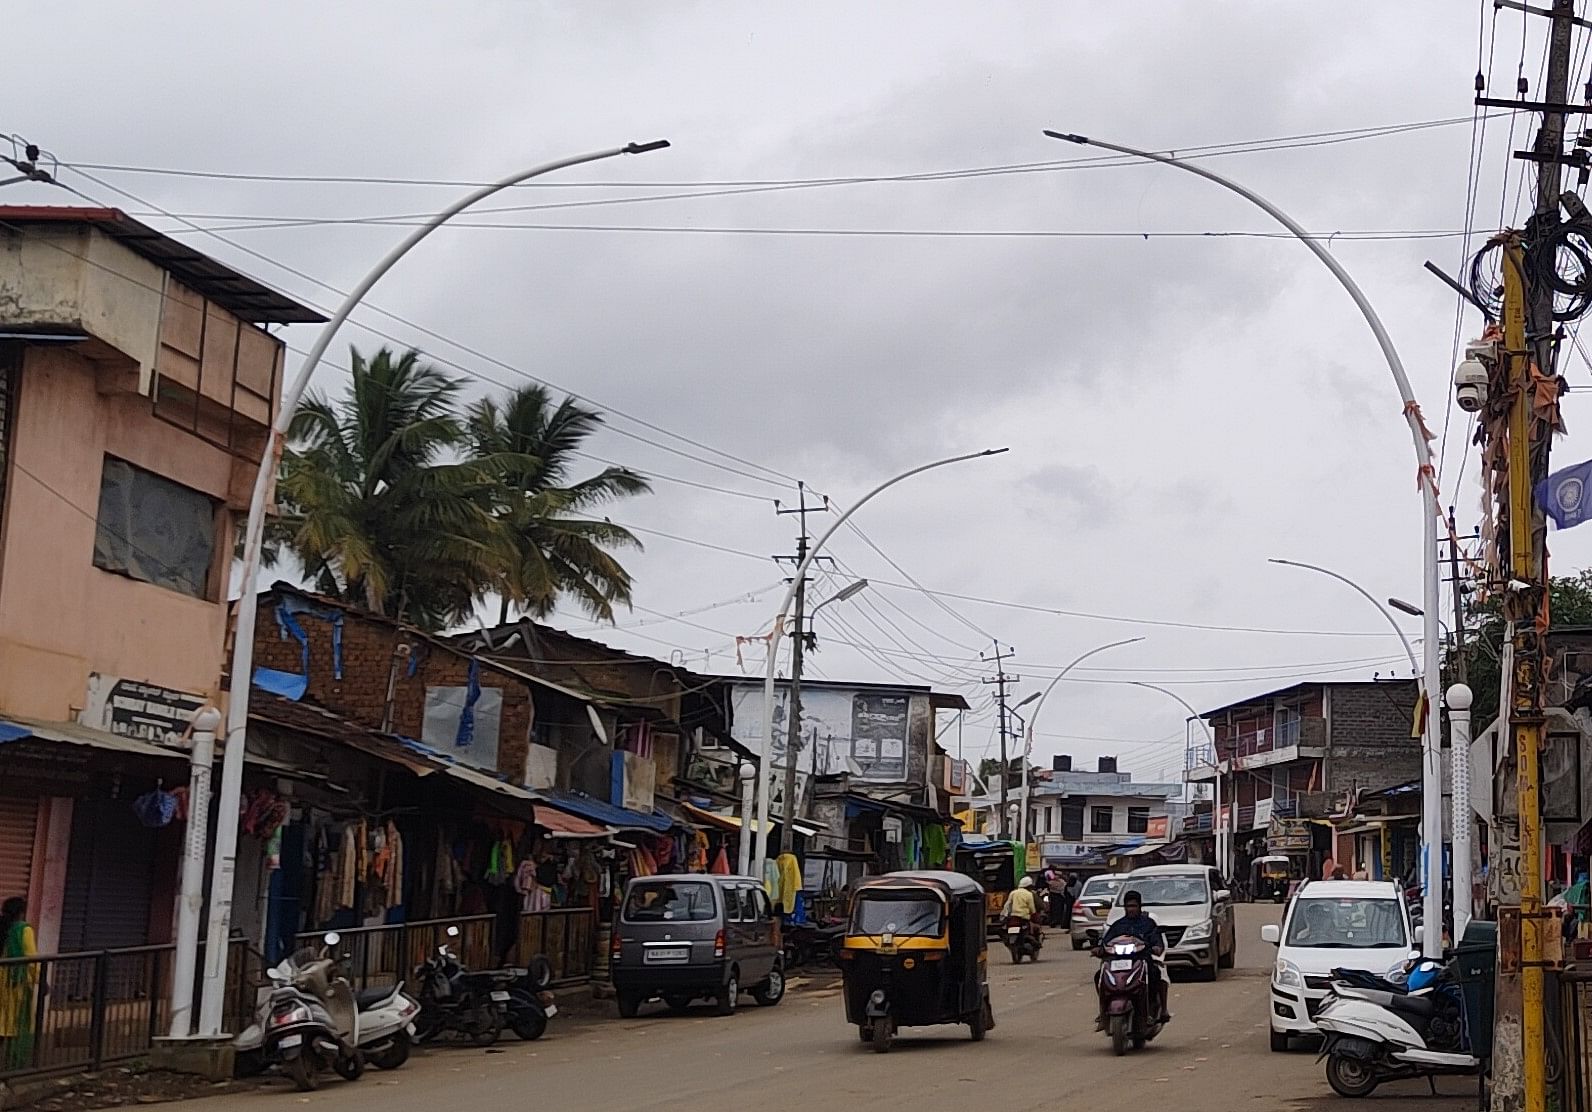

{"left": 775, "top": 853, "right": 801, "bottom": 914}
{"left": 687, "top": 830, "right": 710, "bottom": 873}
{"left": 763, "top": 857, "right": 781, "bottom": 901}
{"left": 338, "top": 823, "right": 359, "bottom": 909}
{"left": 710, "top": 844, "right": 731, "bottom": 875}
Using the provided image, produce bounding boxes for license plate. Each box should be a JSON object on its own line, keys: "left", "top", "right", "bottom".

{"left": 279, "top": 1034, "right": 302, "bottom": 1048}
{"left": 645, "top": 946, "right": 690, "bottom": 963}
{"left": 544, "top": 1004, "right": 558, "bottom": 1018}
{"left": 1110, "top": 960, "right": 1134, "bottom": 972}
{"left": 1006, "top": 927, "right": 1021, "bottom": 935}
{"left": 490, "top": 990, "right": 511, "bottom": 1002}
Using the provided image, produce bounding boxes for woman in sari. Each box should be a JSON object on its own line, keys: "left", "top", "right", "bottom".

{"left": 0, "top": 897, "right": 38, "bottom": 1070}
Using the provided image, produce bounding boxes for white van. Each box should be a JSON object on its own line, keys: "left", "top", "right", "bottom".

{"left": 1260, "top": 880, "right": 1420, "bottom": 1051}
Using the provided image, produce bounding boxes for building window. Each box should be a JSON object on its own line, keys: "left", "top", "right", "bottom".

{"left": 1061, "top": 802, "right": 1084, "bottom": 840}
{"left": 1090, "top": 806, "right": 1114, "bottom": 834}
{"left": 1127, "top": 806, "right": 1150, "bottom": 834}
{"left": 92, "top": 458, "right": 217, "bottom": 599}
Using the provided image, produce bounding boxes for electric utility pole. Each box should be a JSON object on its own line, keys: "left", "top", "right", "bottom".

{"left": 1474, "top": 5, "right": 1576, "bottom": 1107}
{"left": 775, "top": 483, "right": 826, "bottom": 855}
{"left": 981, "top": 643, "right": 1017, "bottom": 838}
{"left": 1448, "top": 509, "right": 1469, "bottom": 686}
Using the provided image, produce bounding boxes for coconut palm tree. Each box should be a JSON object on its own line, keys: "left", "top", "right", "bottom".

{"left": 464, "top": 384, "right": 650, "bottom": 624}
{"left": 267, "top": 347, "right": 650, "bottom": 630}
{"left": 270, "top": 346, "right": 515, "bottom": 627}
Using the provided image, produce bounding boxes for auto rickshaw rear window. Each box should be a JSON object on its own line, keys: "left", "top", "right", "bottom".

{"left": 622, "top": 880, "right": 717, "bottom": 922}
{"left": 851, "top": 895, "right": 943, "bottom": 937}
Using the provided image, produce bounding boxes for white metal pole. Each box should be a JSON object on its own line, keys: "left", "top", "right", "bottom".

{"left": 1022, "top": 638, "right": 1145, "bottom": 850}
{"left": 168, "top": 705, "right": 221, "bottom": 1039}
{"left": 1132, "top": 682, "right": 1222, "bottom": 873}
{"left": 195, "top": 139, "right": 671, "bottom": 1035}
{"left": 1048, "top": 131, "right": 1445, "bottom": 957}
{"left": 751, "top": 449, "right": 1008, "bottom": 881}
{"left": 737, "top": 761, "right": 756, "bottom": 876}
{"left": 1267, "top": 560, "right": 1420, "bottom": 675}
{"left": 1448, "top": 683, "right": 1474, "bottom": 940}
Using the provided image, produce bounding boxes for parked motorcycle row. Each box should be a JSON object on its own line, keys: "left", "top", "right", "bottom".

{"left": 235, "top": 925, "right": 558, "bottom": 1092}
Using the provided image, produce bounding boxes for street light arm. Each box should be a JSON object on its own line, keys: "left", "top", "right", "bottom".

{"left": 198, "top": 139, "right": 670, "bottom": 1037}
{"left": 1017, "top": 636, "right": 1143, "bottom": 845}
{"left": 746, "top": 448, "right": 1009, "bottom": 876}
{"left": 1269, "top": 559, "right": 1420, "bottom": 674}
{"left": 1047, "top": 128, "right": 1444, "bottom": 958}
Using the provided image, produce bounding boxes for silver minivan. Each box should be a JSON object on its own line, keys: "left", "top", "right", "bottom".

{"left": 611, "top": 874, "right": 786, "bottom": 1018}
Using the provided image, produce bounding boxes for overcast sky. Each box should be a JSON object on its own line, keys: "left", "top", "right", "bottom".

{"left": 9, "top": 1, "right": 1585, "bottom": 784}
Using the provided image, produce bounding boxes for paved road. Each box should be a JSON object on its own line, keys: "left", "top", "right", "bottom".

{"left": 196, "top": 904, "right": 1472, "bottom": 1112}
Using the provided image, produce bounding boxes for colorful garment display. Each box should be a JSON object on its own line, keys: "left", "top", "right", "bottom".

{"left": 775, "top": 854, "right": 801, "bottom": 914}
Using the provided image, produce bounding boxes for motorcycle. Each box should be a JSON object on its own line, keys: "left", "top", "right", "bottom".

{"left": 1004, "top": 916, "right": 1042, "bottom": 964}
{"left": 1315, "top": 957, "right": 1480, "bottom": 1098}
{"left": 412, "top": 925, "right": 513, "bottom": 1047}
{"left": 499, "top": 956, "right": 558, "bottom": 1041}
{"left": 1094, "top": 936, "right": 1166, "bottom": 1056}
{"left": 234, "top": 935, "right": 364, "bottom": 1092}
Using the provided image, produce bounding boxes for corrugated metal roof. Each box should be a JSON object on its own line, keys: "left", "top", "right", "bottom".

{"left": 538, "top": 789, "right": 672, "bottom": 832}
{"left": 0, "top": 716, "right": 187, "bottom": 760}
{"left": 0, "top": 206, "right": 326, "bottom": 324}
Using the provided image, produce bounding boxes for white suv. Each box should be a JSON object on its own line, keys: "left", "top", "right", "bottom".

{"left": 1260, "top": 880, "right": 1420, "bottom": 1051}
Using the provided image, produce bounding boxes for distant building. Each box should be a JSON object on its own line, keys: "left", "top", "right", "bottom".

{"left": 1029, "top": 755, "right": 1184, "bottom": 875}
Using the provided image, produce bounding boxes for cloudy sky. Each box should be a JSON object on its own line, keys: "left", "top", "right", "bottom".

{"left": 9, "top": 1, "right": 1585, "bottom": 784}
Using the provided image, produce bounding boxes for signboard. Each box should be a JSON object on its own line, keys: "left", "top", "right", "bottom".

{"left": 83, "top": 674, "right": 206, "bottom": 745}
{"left": 1146, "top": 815, "right": 1169, "bottom": 839}
{"left": 1219, "top": 804, "right": 1231, "bottom": 832}
{"left": 730, "top": 684, "right": 913, "bottom": 783}
{"left": 615, "top": 751, "right": 656, "bottom": 813}
{"left": 1490, "top": 819, "right": 1521, "bottom": 906}
{"left": 1253, "top": 798, "right": 1274, "bottom": 830}
{"left": 1040, "top": 841, "right": 1090, "bottom": 860}
{"left": 1268, "top": 817, "right": 1313, "bottom": 853}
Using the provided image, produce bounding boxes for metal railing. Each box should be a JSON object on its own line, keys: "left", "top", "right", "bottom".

{"left": 291, "top": 909, "right": 594, "bottom": 991}
{"left": 0, "top": 940, "right": 254, "bottom": 1081}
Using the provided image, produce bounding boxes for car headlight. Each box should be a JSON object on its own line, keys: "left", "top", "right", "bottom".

{"left": 1182, "top": 920, "right": 1212, "bottom": 942}
{"left": 1274, "top": 960, "right": 1304, "bottom": 989}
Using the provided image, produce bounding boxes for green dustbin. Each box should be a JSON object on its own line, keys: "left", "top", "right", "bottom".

{"left": 1456, "top": 919, "right": 1498, "bottom": 1060}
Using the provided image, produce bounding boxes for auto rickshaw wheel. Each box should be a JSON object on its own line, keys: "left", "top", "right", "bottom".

{"left": 969, "top": 999, "right": 992, "bottom": 1042}
{"left": 870, "top": 1016, "right": 894, "bottom": 1054}
{"left": 857, "top": 1022, "right": 873, "bottom": 1044}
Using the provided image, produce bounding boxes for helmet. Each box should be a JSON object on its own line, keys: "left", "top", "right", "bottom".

{"left": 1406, "top": 960, "right": 1440, "bottom": 992}
{"left": 1019, "top": 876, "right": 1035, "bottom": 889}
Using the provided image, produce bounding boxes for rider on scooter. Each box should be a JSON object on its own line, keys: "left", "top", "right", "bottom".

{"left": 1002, "top": 876, "right": 1043, "bottom": 944}
{"left": 1095, "top": 890, "right": 1171, "bottom": 1026}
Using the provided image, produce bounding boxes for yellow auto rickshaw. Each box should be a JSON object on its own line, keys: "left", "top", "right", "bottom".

{"left": 840, "top": 871, "right": 995, "bottom": 1053}
{"left": 952, "top": 840, "right": 1018, "bottom": 937}
{"left": 1254, "top": 855, "right": 1292, "bottom": 903}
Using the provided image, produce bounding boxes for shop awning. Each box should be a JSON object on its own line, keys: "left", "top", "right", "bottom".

{"left": 679, "top": 801, "right": 823, "bottom": 838}
{"left": 534, "top": 807, "right": 613, "bottom": 839}
{"left": 1115, "top": 842, "right": 1171, "bottom": 858}
{"left": 537, "top": 789, "right": 673, "bottom": 833}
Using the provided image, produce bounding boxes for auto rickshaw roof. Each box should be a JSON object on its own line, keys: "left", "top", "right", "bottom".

{"left": 855, "top": 870, "right": 985, "bottom": 898}
{"left": 1255, "top": 855, "right": 1292, "bottom": 866}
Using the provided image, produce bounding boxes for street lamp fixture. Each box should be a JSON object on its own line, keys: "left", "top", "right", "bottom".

{"left": 194, "top": 138, "right": 674, "bottom": 1037}
{"left": 811, "top": 579, "right": 869, "bottom": 617}
{"left": 746, "top": 448, "right": 1010, "bottom": 877}
{"left": 1388, "top": 597, "right": 1423, "bottom": 618}
{"left": 1048, "top": 126, "right": 1444, "bottom": 958}
{"left": 1014, "top": 692, "right": 1041, "bottom": 710}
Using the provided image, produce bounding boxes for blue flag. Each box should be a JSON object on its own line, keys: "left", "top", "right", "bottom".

{"left": 1535, "top": 458, "right": 1592, "bottom": 529}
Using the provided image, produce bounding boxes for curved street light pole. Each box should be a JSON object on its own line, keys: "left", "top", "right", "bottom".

{"left": 1131, "top": 682, "right": 1226, "bottom": 875}
{"left": 1269, "top": 560, "right": 1420, "bottom": 675}
{"left": 1045, "top": 130, "right": 1445, "bottom": 958}
{"left": 1019, "top": 637, "right": 1145, "bottom": 847}
{"left": 744, "top": 448, "right": 1009, "bottom": 879}
{"left": 195, "top": 139, "right": 672, "bottom": 1036}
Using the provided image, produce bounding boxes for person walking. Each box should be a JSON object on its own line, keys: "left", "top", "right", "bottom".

{"left": 0, "top": 897, "right": 38, "bottom": 1071}
{"left": 1044, "top": 867, "right": 1068, "bottom": 928}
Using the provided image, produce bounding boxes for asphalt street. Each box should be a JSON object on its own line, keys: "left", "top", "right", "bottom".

{"left": 184, "top": 904, "right": 1474, "bottom": 1112}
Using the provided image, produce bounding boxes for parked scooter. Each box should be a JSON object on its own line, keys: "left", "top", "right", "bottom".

{"left": 499, "top": 955, "right": 558, "bottom": 1041}
{"left": 412, "top": 925, "right": 513, "bottom": 1046}
{"left": 1093, "top": 935, "right": 1166, "bottom": 1056}
{"left": 237, "top": 933, "right": 421, "bottom": 1085}
{"left": 1315, "top": 957, "right": 1479, "bottom": 1098}
{"left": 234, "top": 935, "right": 363, "bottom": 1092}
{"left": 1004, "top": 916, "right": 1042, "bottom": 963}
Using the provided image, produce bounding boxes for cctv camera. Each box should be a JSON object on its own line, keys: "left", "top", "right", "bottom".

{"left": 1455, "top": 358, "right": 1488, "bottom": 412}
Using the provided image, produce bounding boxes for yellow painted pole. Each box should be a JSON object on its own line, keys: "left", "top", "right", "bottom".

{"left": 1503, "top": 239, "right": 1547, "bottom": 1112}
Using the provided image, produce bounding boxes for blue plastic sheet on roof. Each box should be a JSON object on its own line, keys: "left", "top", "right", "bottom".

{"left": 0, "top": 720, "right": 33, "bottom": 744}
{"left": 540, "top": 789, "right": 672, "bottom": 833}
{"left": 253, "top": 667, "right": 309, "bottom": 701}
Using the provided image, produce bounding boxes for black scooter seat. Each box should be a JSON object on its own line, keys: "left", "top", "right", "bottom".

{"left": 1387, "top": 993, "right": 1436, "bottom": 1020}
{"left": 356, "top": 986, "right": 395, "bottom": 1009}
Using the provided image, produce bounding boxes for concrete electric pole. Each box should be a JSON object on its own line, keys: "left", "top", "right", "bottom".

{"left": 982, "top": 643, "right": 1018, "bottom": 839}
{"left": 775, "top": 484, "right": 827, "bottom": 856}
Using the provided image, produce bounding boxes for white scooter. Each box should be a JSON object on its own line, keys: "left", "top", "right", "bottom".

{"left": 236, "top": 933, "right": 420, "bottom": 1083}
{"left": 1314, "top": 959, "right": 1480, "bottom": 1098}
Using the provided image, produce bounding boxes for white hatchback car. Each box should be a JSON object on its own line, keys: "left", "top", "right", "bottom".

{"left": 1260, "top": 880, "right": 1421, "bottom": 1051}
